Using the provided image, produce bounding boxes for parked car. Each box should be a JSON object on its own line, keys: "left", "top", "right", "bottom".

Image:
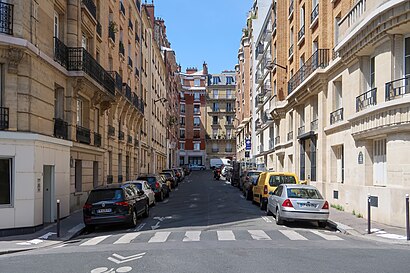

{"left": 137, "top": 174, "right": 169, "bottom": 201}
{"left": 175, "top": 167, "right": 185, "bottom": 180}
{"left": 252, "top": 172, "right": 299, "bottom": 210}
{"left": 189, "top": 163, "right": 206, "bottom": 170}
{"left": 181, "top": 164, "right": 191, "bottom": 175}
{"left": 125, "top": 180, "right": 155, "bottom": 206}
{"left": 242, "top": 170, "right": 262, "bottom": 200}
{"left": 159, "top": 173, "right": 174, "bottom": 190}
{"left": 162, "top": 169, "right": 178, "bottom": 186}
{"left": 267, "top": 184, "right": 329, "bottom": 227}
{"left": 230, "top": 161, "right": 241, "bottom": 187}
{"left": 83, "top": 183, "right": 149, "bottom": 231}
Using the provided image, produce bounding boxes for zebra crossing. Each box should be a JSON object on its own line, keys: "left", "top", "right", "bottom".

{"left": 77, "top": 229, "right": 345, "bottom": 246}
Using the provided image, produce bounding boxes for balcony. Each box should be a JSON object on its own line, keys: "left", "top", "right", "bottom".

{"left": 53, "top": 38, "right": 115, "bottom": 96}
{"left": 261, "top": 112, "right": 273, "bottom": 123}
{"left": 96, "top": 21, "right": 102, "bottom": 37}
{"left": 311, "top": 4, "right": 319, "bottom": 27}
{"left": 107, "top": 175, "right": 113, "bottom": 184}
{"left": 54, "top": 118, "right": 68, "bottom": 140}
{"left": 127, "top": 135, "right": 133, "bottom": 144}
{"left": 255, "top": 43, "right": 264, "bottom": 60}
{"left": 0, "top": 107, "right": 9, "bottom": 130}
{"left": 120, "top": 1, "right": 125, "bottom": 16}
{"left": 0, "top": 2, "right": 13, "bottom": 35}
{"left": 298, "top": 125, "right": 305, "bottom": 136}
{"left": 108, "top": 71, "right": 123, "bottom": 91}
{"left": 119, "top": 41, "right": 125, "bottom": 56}
{"left": 122, "top": 83, "right": 132, "bottom": 101}
{"left": 275, "top": 136, "right": 280, "bottom": 146}
{"left": 108, "top": 125, "right": 115, "bottom": 137}
{"left": 385, "top": 75, "right": 410, "bottom": 101}
{"left": 94, "top": 132, "right": 101, "bottom": 147}
{"left": 109, "top": 24, "right": 116, "bottom": 42}
{"left": 76, "top": 125, "right": 91, "bottom": 145}
{"left": 287, "top": 131, "right": 293, "bottom": 141}
{"left": 272, "top": 20, "right": 277, "bottom": 35}
{"left": 330, "top": 108, "right": 344, "bottom": 125}
{"left": 288, "top": 49, "right": 329, "bottom": 95}
{"left": 82, "top": 0, "right": 96, "bottom": 20}
{"left": 128, "top": 19, "right": 133, "bottom": 31}
{"left": 118, "top": 130, "right": 125, "bottom": 141}
{"left": 288, "top": 0, "right": 294, "bottom": 18}
{"left": 356, "top": 88, "right": 377, "bottom": 112}
{"left": 288, "top": 45, "right": 294, "bottom": 59}
{"left": 311, "top": 119, "right": 318, "bottom": 131}
{"left": 128, "top": 56, "right": 133, "bottom": 68}
{"left": 298, "top": 25, "right": 305, "bottom": 43}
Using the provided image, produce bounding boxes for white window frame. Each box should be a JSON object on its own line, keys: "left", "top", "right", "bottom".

{"left": 194, "top": 79, "right": 200, "bottom": 87}
{"left": 194, "top": 143, "right": 200, "bottom": 151}
{"left": 194, "top": 92, "right": 200, "bottom": 101}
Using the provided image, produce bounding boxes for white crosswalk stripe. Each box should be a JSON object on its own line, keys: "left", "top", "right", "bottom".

{"left": 279, "top": 230, "right": 308, "bottom": 240}
{"left": 148, "top": 232, "right": 171, "bottom": 243}
{"left": 183, "top": 231, "right": 201, "bottom": 242}
{"left": 217, "top": 230, "right": 236, "bottom": 241}
{"left": 310, "top": 230, "right": 344, "bottom": 241}
{"left": 113, "top": 232, "right": 141, "bottom": 244}
{"left": 80, "top": 235, "right": 111, "bottom": 246}
{"left": 78, "top": 229, "right": 343, "bottom": 246}
{"left": 248, "top": 230, "right": 271, "bottom": 240}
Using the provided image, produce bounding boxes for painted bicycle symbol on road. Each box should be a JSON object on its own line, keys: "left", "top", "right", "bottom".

{"left": 90, "top": 252, "right": 146, "bottom": 273}
{"left": 91, "top": 266, "right": 132, "bottom": 273}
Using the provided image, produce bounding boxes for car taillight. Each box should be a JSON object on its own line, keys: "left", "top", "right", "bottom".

{"left": 155, "top": 182, "right": 160, "bottom": 189}
{"left": 115, "top": 201, "right": 129, "bottom": 207}
{"left": 322, "top": 201, "right": 329, "bottom": 210}
{"left": 176, "top": 173, "right": 181, "bottom": 177}
{"left": 83, "top": 203, "right": 92, "bottom": 209}
{"left": 263, "top": 185, "right": 268, "bottom": 194}
{"left": 282, "top": 199, "right": 294, "bottom": 208}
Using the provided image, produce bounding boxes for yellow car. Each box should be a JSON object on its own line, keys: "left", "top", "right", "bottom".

{"left": 252, "top": 172, "right": 299, "bottom": 210}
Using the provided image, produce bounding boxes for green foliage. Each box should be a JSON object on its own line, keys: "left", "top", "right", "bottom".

{"left": 331, "top": 204, "right": 344, "bottom": 211}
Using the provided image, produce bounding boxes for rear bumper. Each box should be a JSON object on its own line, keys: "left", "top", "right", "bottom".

{"left": 83, "top": 214, "right": 132, "bottom": 226}
{"left": 281, "top": 210, "right": 329, "bottom": 221}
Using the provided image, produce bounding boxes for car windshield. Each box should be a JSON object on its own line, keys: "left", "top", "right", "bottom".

{"left": 287, "top": 188, "right": 323, "bottom": 199}
{"left": 87, "top": 189, "right": 123, "bottom": 203}
{"left": 137, "top": 177, "right": 156, "bottom": 185}
{"left": 269, "top": 175, "right": 296, "bottom": 186}
{"left": 160, "top": 173, "right": 171, "bottom": 178}
{"left": 132, "top": 183, "right": 143, "bottom": 190}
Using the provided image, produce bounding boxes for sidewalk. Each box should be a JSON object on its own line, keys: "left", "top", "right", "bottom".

{"left": 328, "top": 207, "right": 410, "bottom": 245}
{"left": 0, "top": 210, "right": 84, "bottom": 255}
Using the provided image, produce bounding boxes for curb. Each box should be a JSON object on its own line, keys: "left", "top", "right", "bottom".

{"left": 0, "top": 248, "right": 35, "bottom": 256}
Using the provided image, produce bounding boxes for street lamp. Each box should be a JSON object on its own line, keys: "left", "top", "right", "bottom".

{"left": 154, "top": 97, "right": 168, "bottom": 104}
{"left": 266, "top": 61, "right": 287, "bottom": 72}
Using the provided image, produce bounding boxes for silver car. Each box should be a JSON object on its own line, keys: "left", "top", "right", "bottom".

{"left": 267, "top": 184, "right": 329, "bottom": 227}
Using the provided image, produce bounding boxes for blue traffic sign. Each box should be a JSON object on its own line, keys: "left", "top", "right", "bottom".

{"left": 245, "top": 139, "right": 251, "bottom": 150}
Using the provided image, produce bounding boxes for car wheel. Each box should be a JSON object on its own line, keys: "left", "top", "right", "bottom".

{"left": 318, "top": 221, "right": 327, "bottom": 228}
{"left": 275, "top": 208, "right": 283, "bottom": 225}
{"left": 143, "top": 203, "right": 149, "bottom": 218}
{"left": 130, "top": 210, "right": 137, "bottom": 227}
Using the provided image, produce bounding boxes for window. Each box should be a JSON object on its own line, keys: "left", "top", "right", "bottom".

{"left": 226, "top": 77, "right": 234, "bottom": 85}
{"left": 0, "top": 158, "right": 12, "bottom": 205}
{"left": 226, "top": 103, "right": 232, "bottom": 112}
{"left": 194, "top": 79, "right": 200, "bottom": 87}
{"left": 194, "top": 143, "right": 200, "bottom": 151}
{"left": 406, "top": 37, "right": 410, "bottom": 76}
{"left": 193, "top": 130, "right": 200, "bottom": 139}
{"left": 336, "top": 145, "right": 344, "bottom": 183}
{"left": 300, "top": 6, "right": 305, "bottom": 28}
{"left": 213, "top": 90, "right": 219, "bottom": 99}
{"left": 180, "top": 142, "right": 185, "bottom": 150}
{"left": 226, "top": 90, "right": 232, "bottom": 99}
{"left": 212, "top": 77, "right": 221, "bottom": 85}
{"left": 313, "top": 40, "right": 318, "bottom": 53}
{"left": 180, "top": 129, "right": 185, "bottom": 139}
{"left": 334, "top": 80, "right": 343, "bottom": 110}
{"left": 54, "top": 87, "right": 64, "bottom": 120}
{"left": 290, "top": 27, "right": 294, "bottom": 47}
{"left": 212, "top": 102, "right": 219, "bottom": 112}
{"left": 334, "top": 17, "right": 341, "bottom": 45}
{"left": 54, "top": 11, "right": 60, "bottom": 39}
{"left": 213, "top": 116, "right": 218, "bottom": 125}
{"left": 194, "top": 92, "right": 200, "bottom": 101}
{"left": 76, "top": 99, "right": 83, "bottom": 126}
{"left": 94, "top": 108, "right": 99, "bottom": 133}
{"left": 212, "top": 129, "right": 218, "bottom": 138}
{"left": 370, "top": 57, "right": 375, "bottom": 89}
{"left": 180, "top": 104, "right": 185, "bottom": 113}
{"left": 180, "top": 117, "right": 185, "bottom": 126}
{"left": 81, "top": 34, "right": 88, "bottom": 50}
{"left": 194, "top": 105, "right": 200, "bottom": 114}
{"left": 194, "top": 117, "right": 200, "bottom": 127}
{"left": 226, "top": 116, "right": 233, "bottom": 125}
{"left": 226, "top": 129, "right": 232, "bottom": 139}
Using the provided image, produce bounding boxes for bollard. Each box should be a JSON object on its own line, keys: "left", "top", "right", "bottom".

{"left": 367, "top": 194, "right": 371, "bottom": 234}
{"left": 406, "top": 194, "right": 409, "bottom": 241}
{"left": 57, "top": 199, "right": 61, "bottom": 238}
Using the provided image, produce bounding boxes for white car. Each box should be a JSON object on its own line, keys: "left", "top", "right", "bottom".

{"left": 126, "top": 180, "right": 156, "bottom": 206}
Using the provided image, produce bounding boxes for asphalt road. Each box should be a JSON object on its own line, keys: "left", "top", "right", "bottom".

{"left": 1, "top": 171, "right": 410, "bottom": 273}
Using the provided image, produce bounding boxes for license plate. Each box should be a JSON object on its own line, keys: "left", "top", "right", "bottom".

{"left": 97, "top": 208, "right": 112, "bottom": 213}
{"left": 299, "top": 203, "right": 317, "bottom": 208}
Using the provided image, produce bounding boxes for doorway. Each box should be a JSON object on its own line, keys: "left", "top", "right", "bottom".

{"left": 43, "top": 165, "right": 55, "bottom": 223}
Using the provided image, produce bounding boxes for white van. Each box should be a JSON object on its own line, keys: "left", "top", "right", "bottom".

{"left": 210, "top": 158, "right": 231, "bottom": 169}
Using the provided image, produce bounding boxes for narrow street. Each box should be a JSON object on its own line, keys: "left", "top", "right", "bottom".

{"left": 1, "top": 171, "right": 409, "bottom": 273}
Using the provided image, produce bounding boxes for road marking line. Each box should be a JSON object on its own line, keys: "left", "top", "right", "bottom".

{"left": 310, "top": 230, "right": 344, "bottom": 241}
{"left": 217, "top": 230, "right": 236, "bottom": 241}
{"left": 183, "top": 231, "right": 201, "bottom": 242}
{"left": 261, "top": 216, "right": 272, "bottom": 223}
{"left": 248, "top": 230, "right": 271, "bottom": 240}
{"left": 80, "top": 235, "right": 111, "bottom": 246}
{"left": 52, "top": 244, "right": 66, "bottom": 249}
{"left": 113, "top": 232, "right": 141, "bottom": 244}
{"left": 239, "top": 195, "right": 245, "bottom": 199}
{"left": 148, "top": 232, "right": 171, "bottom": 243}
{"left": 279, "top": 230, "right": 308, "bottom": 240}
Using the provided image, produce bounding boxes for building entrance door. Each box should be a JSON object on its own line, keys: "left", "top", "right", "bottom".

{"left": 43, "top": 165, "right": 55, "bottom": 223}
{"left": 373, "top": 139, "right": 387, "bottom": 186}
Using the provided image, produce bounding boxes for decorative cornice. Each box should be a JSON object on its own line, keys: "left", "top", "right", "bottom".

{"left": 7, "top": 47, "right": 24, "bottom": 74}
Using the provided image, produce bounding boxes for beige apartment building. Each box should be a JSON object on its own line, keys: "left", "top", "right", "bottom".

{"left": 0, "top": 0, "right": 171, "bottom": 235}
{"left": 205, "top": 71, "right": 236, "bottom": 166}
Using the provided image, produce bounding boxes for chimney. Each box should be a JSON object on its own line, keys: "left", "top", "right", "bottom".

{"left": 202, "top": 62, "right": 208, "bottom": 75}
{"left": 186, "top": 67, "right": 198, "bottom": 74}
{"left": 143, "top": 2, "right": 155, "bottom": 29}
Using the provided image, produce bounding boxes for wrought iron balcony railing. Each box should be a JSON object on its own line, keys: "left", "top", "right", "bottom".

{"left": 311, "top": 119, "right": 318, "bottom": 131}
{"left": 76, "top": 125, "right": 91, "bottom": 144}
{"left": 122, "top": 83, "right": 132, "bottom": 101}
{"left": 298, "top": 125, "right": 305, "bottom": 136}
{"left": 94, "top": 132, "right": 101, "bottom": 147}
{"left": 0, "top": 2, "right": 13, "bottom": 35}
{"left": 288, "top": 44, "right": 294, "bottom": 58}
{"left": 118, "top": 130, "right": 125, "bottom": 141}
{"left": 54, "top": 37, "right": 115, "bottom": 96}
{"left": 54, "top": 118, "right": 68, "bottom": 140}
{"left": 298, "top": 25, "right": 305, "bottom": 42}
{"left": 385, "top": 75, "right": 410, "bottom": 101}
{"left": 330, "top": 108, "right": 344, "bottom": 125}
{"left": 311, "top": 4, "right": 319, "bottom": 25}
{"left": 288, "top": 49, "right": 329, "bottom": 94}
{"left": 356, "top": 88, "right": 377, "bottom": 112}
{"left": 82, "top": 0, "right": 96, "bottom": 20}
{"left": 109, "top": 25, "right": 116, "bottom": 42}
{"left": 0, "top": 107, "right": 9, "bottom": 130}
{"left": 108, "top": 71, "right": 123, "bottom": 91}
{"left": 287, "top": 131, "right": 293, "bottom": 141}
{"left": 108, "top": 125, "right": 115, "bottom": 137}
{"left": 135, "top": 67, "right": 140, "bottom": 77}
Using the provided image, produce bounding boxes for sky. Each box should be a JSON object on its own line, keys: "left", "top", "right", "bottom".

{"left": 154, "top": 0, "right": 253, "bottom": 74}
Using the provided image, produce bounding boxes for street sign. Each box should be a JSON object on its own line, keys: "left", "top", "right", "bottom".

{"left": 245, "top": 139, "right": 251, "bottom": 150}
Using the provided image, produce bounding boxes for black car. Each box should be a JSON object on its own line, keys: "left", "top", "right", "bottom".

{"left": 137, "top": 174, "right": 169, "bottom": 201}
{"left": 83, "top": 184, "right": 149, "bottom": 231}
{"left": 162, "top": 169, "right": 179, "bottom": 185}
{"left": 160, "top": 172, "right": 176, "bottom": 188}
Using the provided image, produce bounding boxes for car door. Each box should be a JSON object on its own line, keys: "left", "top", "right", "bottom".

{"left": 144, "top": 182, "right": 154, "bottom": 203}
{"left": 272, "top": 185, "right": 284, "bottom": 210}
{"left": 253, "top": 172, "right": 265, "bottom": 202}
{"left": 127, "top": 185, "right": 142, "bottom": 214}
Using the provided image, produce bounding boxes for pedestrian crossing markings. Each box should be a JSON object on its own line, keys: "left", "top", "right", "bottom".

{"left": 78, "top": 230, "right": 344, "bottom": 246}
